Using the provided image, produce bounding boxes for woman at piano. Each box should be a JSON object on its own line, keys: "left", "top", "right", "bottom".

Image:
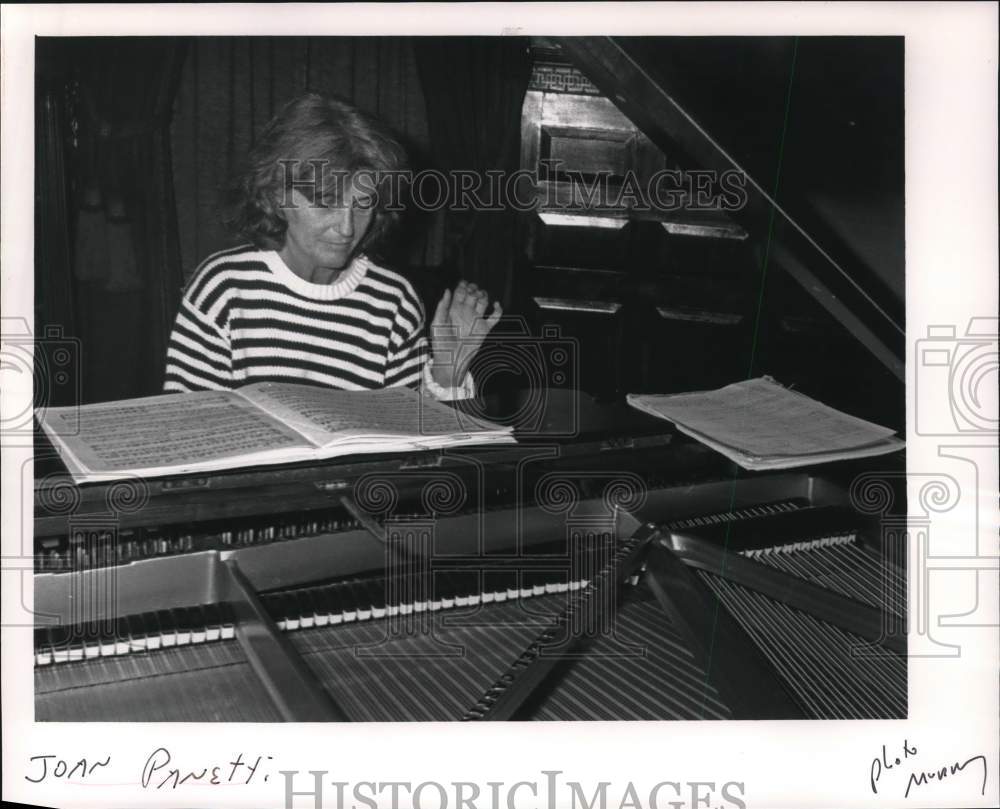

{"left": 163, "top": 93, "right": 501, "bottom": 401}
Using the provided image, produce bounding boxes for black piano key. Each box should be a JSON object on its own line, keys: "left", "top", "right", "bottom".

{"left": 50, "top": 624, "right": 74, "bottom": 663}
{"left": 364, "top": 578, "right": 387, "bottom": 617}
{"left": 519, "top": 568, "right": 537, "bottom": 595}
{"left": 135, "top": 612, "right": 163, "bottom": 650}
{"left": 384, "top": 574, "right": 405, "bottom": 614}
{"left": 481, "top": 570, "right": 504, "bottom": 603}
{"left": 258, "top": 592, "right": 279, "bottom": 617}
{"left": 308, "top": 586, "right": 332, "bottom": 625}
{"left": 202, "top": 602, "right": 222, "bottom": 641}
{"left": 283, "top": 591, "right": 306, "bottom": 631}
{"left": 264, "top": 591, "right": 287, "bottom": 629}
{"left": 34, "top": 627, "right": 53, "bottom": 665}
{"left": 410, "top": 572, "right": 432, "bottom": 612}
{"left": 185, "top": 605, "right": 207, "bottom": 643}
{"left": 77, "top": 621, "right": 99, "bottom": 660}
{"left": 183, "top": 605, "right": 205, "bottom": 643}
{"left": 111, "top": 616, "right": 131, "bottom": 654}
{"left": 421, "top": 572, "right": 440, "bottom": 610}
{"left": 352, "top": 579, "right": 374, "bottom": 620}
{"left": 158, "top": 608, "right": 180, "bottom": 648}
{"left": 336, "top": 581, "right": 360, "bottom": 622}
{"left": 275, "top": 591, "right": 297, "bottom": 620}
{"left": 219, "top": 601, "right": 237, "bottom": 639}
{"left": 125, "top": 613, "right": 148, "bottom": 653}
{"left": 434, "top": 572, "right": 458, "bottom": 608}
{"left": 451, "top": 570, "right": 478, "bottom": 606}
{"left": 310, "top": 587, "right": 333, "bottom": 626}
{"left": 493, "top": 569, "right": 518, "bottom": 602}
{"left": 297, "top": 589, "right": 319, "bottom": 629}
{"left": 34, "top": 626, "right": 49, "bottom": 649}
{"left": 515, "top": 570, "right": 534, "bottom": 599}
{"left": 290, "top": 590, "right": 315, "bottom": 629}
{"left": 314, "top": 584, "right": 342, "bottom": 624}
{"left": 493, "top": 569, "right": 518, "bottom": 601}
{"left": 396, "top": 573, "right": 420, "bottom": 615}
{"left": 166, "top": 607, "right": 187, "bottom": 645}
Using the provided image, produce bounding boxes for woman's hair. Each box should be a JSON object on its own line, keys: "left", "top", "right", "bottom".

{"left": 226, "top": 93, "right": 409, "bottom": 256}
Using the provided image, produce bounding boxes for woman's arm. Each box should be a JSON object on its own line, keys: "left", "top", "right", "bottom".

{"left": 163, "top": 296, "right": 235, "bottom": 392}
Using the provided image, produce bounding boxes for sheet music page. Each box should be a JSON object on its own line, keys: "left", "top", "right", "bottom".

{"left": 38, "top": 390, "right": 313, "bottom": 479}
{"left": 238, "top": 381, "right": 509, "bottom": 445}
{"left": 676, "top": 424, "right": 907, "bottom": 470}
{"left": 627, "top": 376, "right": 898, "bottom": 458}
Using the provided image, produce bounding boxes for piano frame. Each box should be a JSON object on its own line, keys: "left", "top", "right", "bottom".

{"left": 32, "top": 406, "right": 907, "bottom": 722}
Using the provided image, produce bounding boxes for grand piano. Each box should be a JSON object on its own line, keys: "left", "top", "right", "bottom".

{"left": 32, "top": 36, "right": 907, "bottom": 722}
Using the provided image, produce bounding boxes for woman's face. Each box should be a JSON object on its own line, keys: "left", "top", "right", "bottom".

{"left": 278, "top": 182, "right": 375, "bottom": 277}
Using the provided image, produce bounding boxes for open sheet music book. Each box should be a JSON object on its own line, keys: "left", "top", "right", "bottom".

{"left": 627, "top": 376, "right": 905, "bottom": 471}
{"left": 38, "top": 382, "right": 516, "bottom": 484}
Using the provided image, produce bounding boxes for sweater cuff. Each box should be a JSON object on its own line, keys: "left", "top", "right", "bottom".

{"left": 422, "top": 358, "right": 475, "bottom": 401}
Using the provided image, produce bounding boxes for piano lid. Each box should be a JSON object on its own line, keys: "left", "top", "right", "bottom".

{"left": 556, "top": 37, "right": 905, "bottom": 380}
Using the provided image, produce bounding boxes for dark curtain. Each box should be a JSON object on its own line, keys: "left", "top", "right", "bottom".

{"left": 171, "top": 37, "right": 443, "bottom": 277}
{"left": 35, "top": 52, "right": 77, "bottom": 406}
{"left": 66, "top": 38, "right": 186, "bottom": 402}
{"left": 414, "top": 37, "right": 533, "bottom": 308}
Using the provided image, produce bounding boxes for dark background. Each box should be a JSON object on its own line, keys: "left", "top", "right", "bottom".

{"left": 34, "top": 36, "right": 904, "bottom": 431}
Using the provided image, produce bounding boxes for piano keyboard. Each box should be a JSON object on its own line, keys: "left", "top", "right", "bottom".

{"left": 260, "top": 569, "right": 597, "bottom": 633}
{"left": 33, "top": 563, "right": 603, "bottom": 665}
{"left": 34, "top": 603, "right": 236, "bottom": 666}
{"left": 35, "top": 508, "right": 365, "bottom": 572}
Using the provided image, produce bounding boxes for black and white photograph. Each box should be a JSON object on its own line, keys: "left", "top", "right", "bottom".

{"left": 2, "top": 4, "right": 997, "bottom": 809}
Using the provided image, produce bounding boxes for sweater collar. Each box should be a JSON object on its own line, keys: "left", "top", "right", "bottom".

{"left": 261, "top": 250, "right": 369, "bottom": 301}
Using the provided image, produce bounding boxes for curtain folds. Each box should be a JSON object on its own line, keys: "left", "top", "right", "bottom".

{"left": 65, "top": 37, "right": 187, "bottom": 402}
{"left": 170, "top": 37, "right": 440, "bottom": 275}
{"left": 414, "top": 37, "right": 533, "bottom": 309}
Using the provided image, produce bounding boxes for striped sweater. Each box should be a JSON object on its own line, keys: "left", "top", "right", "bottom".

{"left": 164, "top": 246, "right": 471, "bottom": 399}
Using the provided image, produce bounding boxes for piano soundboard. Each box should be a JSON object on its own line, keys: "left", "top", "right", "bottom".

{"left": 31, "top": 404, "right": 907, "bottom": 722}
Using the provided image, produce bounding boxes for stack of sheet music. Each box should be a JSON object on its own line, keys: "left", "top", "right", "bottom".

{"left": 627, "top": 376, "right": 904, "bottom": 471}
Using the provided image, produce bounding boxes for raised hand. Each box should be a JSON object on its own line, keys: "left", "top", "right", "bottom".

{"left": 429, "top": 280, "right": 503, "bottom": 388}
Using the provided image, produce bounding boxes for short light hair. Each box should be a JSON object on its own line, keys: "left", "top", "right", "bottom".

{"left": 226, "top": 93, "right": 408, "bottom": 256}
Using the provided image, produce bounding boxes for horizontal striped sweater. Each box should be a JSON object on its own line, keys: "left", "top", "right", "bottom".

{"left": 163, "top": 246, "right": 471, "bottom": 399}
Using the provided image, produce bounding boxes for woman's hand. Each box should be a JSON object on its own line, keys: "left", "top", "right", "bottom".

{"left": 429, "top": 280, "right": 502, "bottom": 389}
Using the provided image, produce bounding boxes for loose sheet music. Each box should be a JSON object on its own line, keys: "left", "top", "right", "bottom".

{"left": 628, "top": 376, "right": 904, "bottom": 469}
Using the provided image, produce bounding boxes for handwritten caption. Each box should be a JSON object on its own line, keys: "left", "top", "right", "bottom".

{"left": 870, "top": 739, "right": 988, "bottom": 799}
{"left": 26, "top": 747, "right": 273, "bottom": 790}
